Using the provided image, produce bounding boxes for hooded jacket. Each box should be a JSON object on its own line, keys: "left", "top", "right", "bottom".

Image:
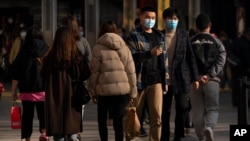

{"left": 11, "top": 39, "right": 49, "bottom": 93}
{"left": 88, "top": 33, "right": 137, "bottom": 98}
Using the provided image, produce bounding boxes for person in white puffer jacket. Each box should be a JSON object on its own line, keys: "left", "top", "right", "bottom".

{"left": 88, "top": 20, "right": 137, "bottom": 141}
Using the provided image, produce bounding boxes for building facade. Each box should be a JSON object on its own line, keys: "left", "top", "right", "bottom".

{"left": 0, "top": 0, "right": 249, "bottom": 46}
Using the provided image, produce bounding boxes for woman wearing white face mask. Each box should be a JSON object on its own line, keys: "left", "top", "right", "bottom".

{"left": 9, "top": 26, "right": 27, "bottom": 65}
{"left": 160, "top": 7, "right": 199, "bottom": 141}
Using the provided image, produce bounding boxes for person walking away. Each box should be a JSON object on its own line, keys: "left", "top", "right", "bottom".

{"left": 11, "top": 25, "right": 49, "bottom": 141}
{"left": 88, "top": 20, "right": 137, "bottom": 141}
{"left": 160, "top": 7, "right": 199, "bottom": 141}
{"left": 61, "top": 15, "right": 92, "bottom": 140}
{"left": 126, "top": 5, "right": 169, "bottom": 141}
{"left": 41, "top": 26, "right": 89, "bottom": 141}
{"left": 190, "top": 14, "right": 226, "bottom": 141}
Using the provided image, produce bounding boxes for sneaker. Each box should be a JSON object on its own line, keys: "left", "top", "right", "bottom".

{"left": 77, "top": 134, "right": 82, "bottom": 141}
{"left": 204, "top": 127, "right": 214, "bottom": 141}
{"left": 39, "top": 134, "right": 49, "bottom": 141}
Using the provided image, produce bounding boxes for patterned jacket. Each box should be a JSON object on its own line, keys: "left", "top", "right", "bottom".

{"left": 127, "top": 26, "right": 169, "bottom": 90}
{"left": 163, "top": 29, "right": 199, "bottom": 94}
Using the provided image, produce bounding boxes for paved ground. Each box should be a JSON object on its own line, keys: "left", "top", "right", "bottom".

{"left": 0, "top": 82, "right": 249, "bottom": 141}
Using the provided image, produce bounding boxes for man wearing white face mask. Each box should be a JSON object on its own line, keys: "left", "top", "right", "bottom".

{"left": 160, "top": 7, "right": 199, "bottom": 141}
{"left": 127, "top": 5, "right": 169, "bottom": 141}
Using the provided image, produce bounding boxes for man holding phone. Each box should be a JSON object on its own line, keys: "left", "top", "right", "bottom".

{"left": 127, "top": 5, "right": 169, "bottom": 141}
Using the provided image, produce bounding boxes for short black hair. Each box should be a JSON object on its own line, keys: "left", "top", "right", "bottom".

{"left": 134, "top": 18, "right": 140, "bottom": 27}
{"left": 140, "top": 5, "right": 157, "bottom": 14}
{"left": 162, "top": 7, "right": 180, "bottom": 19}
{"left": 196, "top": 14, "right": 211, "bottom": 31}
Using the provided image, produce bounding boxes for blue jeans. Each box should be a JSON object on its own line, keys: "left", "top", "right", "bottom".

{"left": 53, "top": 134, "right": 78, "bottom": 141}
{"left": 190, "top": 81, "right": 219, "bottom": 140}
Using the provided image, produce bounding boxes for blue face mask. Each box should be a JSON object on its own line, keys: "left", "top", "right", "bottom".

{"left": 144, "top": 19, "right": 156, "bottom": 29}
{"left": 166, "top": 20, "right": 178, "bottom": 30}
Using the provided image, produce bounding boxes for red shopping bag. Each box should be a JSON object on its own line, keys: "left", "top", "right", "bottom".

{"left": 10, "top": 102, "right": 22, "bottom": 129}
{"left": 0, "top": 82, "right": 5, "bottom": 93}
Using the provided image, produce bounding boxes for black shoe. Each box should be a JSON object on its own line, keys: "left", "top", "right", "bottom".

{"left": 174, "top": 137, "right": 181, "bottom": 141}
{"left": 138, "top": 128, "right": 148, "bottom": 137}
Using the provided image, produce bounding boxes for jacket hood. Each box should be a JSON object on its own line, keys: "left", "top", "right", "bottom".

{"left": 24, "top": 39, "right": 49, "bottom": 58}
{"left": 97, "top": 33, "right": 126, "bottom": 50}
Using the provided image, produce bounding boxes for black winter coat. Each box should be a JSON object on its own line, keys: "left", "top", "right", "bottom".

{"left": 11, "top": 39, "right": 49, "bottom": 93}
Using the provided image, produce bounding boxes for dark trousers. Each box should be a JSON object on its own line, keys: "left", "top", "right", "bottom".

{"left": 21, "top": 101, "right": 45, "bottom": 139}
{"left": 97, "top": 95, "right": 129, "bottom": 141}
{"left": 161, "top": 86, "right": 189, "bottom": 141}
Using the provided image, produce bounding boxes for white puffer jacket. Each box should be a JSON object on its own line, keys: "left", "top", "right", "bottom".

{"left": 88, "top": 33, "right": 137, "bottom": 98}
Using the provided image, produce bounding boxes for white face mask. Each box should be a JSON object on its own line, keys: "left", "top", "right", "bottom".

{"left": 20, "top": 32, "right": 27, "bottom": 39}
{"left": 80, "top": 31, "right": 84, "bottom": 37}
{"left": 8, "top": 18, "right": 13, "bottom": 24}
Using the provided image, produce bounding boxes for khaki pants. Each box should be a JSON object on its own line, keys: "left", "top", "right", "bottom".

{"left": 136, "top": 83, "right": 163, "bottom": 141}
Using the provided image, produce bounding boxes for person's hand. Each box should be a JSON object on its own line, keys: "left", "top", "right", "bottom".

{"left": 199, "top": 75, "right": 209, "bottom": 84}
{"left": 12, "top": 92, "right": 18, "bottom": 101}
{"left": 129, "top": 98, "right": 136, "bottom": 105}
{"left": 151, "top": 46, "right": 163, "bottom": 56}
{"left": 165, "top": 85, "right": 168, "bottom": 92}
{"left": 91, "top": 94, "right": 97, "bottom": 104}
{"left": 193, "top": 81, "right": 199, "bottom": 90}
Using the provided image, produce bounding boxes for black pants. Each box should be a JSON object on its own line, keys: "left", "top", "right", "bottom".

{"left": 21, "top": 101, "right": 45, "bottom": 139}
{"left": 161, "top": 86, "right": 189, "bottom": 141}
{"left": 97, "top": 95, "right": 129, "bottom": 141}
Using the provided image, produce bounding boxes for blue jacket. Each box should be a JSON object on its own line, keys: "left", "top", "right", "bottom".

{"left": 126, "top": 26, "right": 169, "bottom": 90}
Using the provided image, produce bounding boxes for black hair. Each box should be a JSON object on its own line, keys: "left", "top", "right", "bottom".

{"left": 134, "top": 18, "right": 140, "bottom": 27}
{"left": 140, "top": 5, "right": 157, "bottom": 14}
{"left": 162, "top": 7, "right": 180, "bottom": 19}
{"left": 196, "top": 14, "right": 211, "bottom": 31}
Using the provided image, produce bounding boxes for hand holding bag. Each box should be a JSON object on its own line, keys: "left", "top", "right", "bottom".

{"left": 123, "top": 105, "right": 141, "bottom": 140}
{"left": 10, "top": 102, "right": 22, "bottom": 129}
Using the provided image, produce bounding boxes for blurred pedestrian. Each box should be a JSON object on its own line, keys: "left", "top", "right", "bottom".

{"left": 218, "top": 31, "right": 233, "bottom": 90}
{"left": 126, "top": 6, "right": 169, "bottom": 141}
{"left": 88, "top": 20, "right": 137, "bottom": 141}
{"left": 190, "top": 14, "right": 226, "bottom": 141}
{"left": 11, "top": 25, "right": 49, "bottom": 141}
{"left": 230, "top": 28, "right": 250, "bottom": 106}
{"left": 9, "top": 24, "right": 26, "bottom": 65}
{"left": 41, "top": 26, "right": 87, "bottom": 141}
{"left": 160, "top": 7, "right": 199, "bottom": 141}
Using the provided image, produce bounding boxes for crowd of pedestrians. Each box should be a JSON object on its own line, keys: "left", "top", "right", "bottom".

{"left": 1, "top": 4, "right": 250, "bottom": 141}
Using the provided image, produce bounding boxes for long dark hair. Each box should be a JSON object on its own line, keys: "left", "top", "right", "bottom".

{"left": 22, "top": 25, "right": 44, "bottom": 48}
{"left": 45, "top": 26, "right": 80, "bottom": 70}
{"left": 98, "top": 20, "right": 117, "bottom": 38}
{"left": 61, "top": 16, "right": 81, "bottom": 41}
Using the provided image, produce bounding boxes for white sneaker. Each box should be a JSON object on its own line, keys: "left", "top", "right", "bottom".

{"left": 204, "top": 127, "right": 214, "bottom": 141}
